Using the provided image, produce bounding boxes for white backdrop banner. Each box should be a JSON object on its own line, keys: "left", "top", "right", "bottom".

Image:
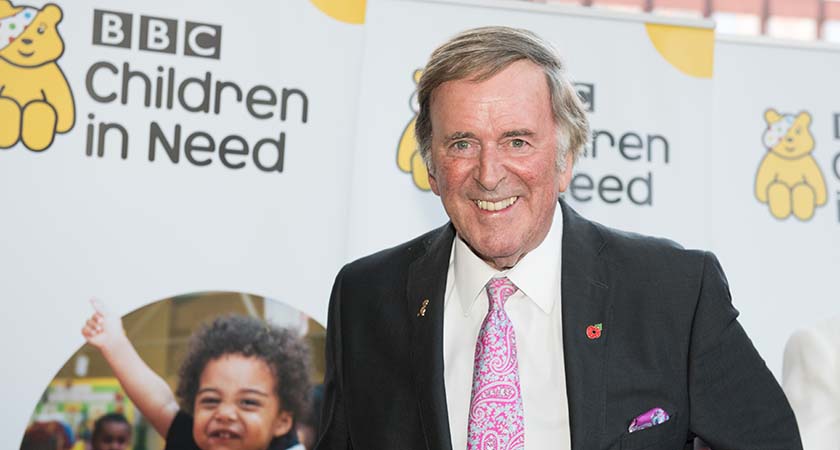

{"left": 709, "top": 36, "right": 840, "bottom": 378}
{"left": 3, "top": 0, "right": 839, "bottom": 446}
{"left": 0, "top": 0, "right": 365, "bottom": 445}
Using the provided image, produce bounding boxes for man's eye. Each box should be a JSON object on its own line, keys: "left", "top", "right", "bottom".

{"left": 510, "top": 139, "right": 526, "bottom": 148}
{"left": 453, "top": 141, "right": 470, "bottom": 150}
{"left": 199, "top": 397, "right": 220, "bottom": 405}
{"left": 240, "top": 398, "right": 261, "bottom": 408}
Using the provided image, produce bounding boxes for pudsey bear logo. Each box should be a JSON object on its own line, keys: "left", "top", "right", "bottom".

{"left": 396, "top": 69, "right": 431, "bottom": 191}
{"left": 0, "top": 1, "right": 74, "bottom": 151}
{"left": 755, "top": 109, "right": 827, "bottom": 221}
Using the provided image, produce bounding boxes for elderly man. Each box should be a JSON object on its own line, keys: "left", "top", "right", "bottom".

{"left": 315, "top": 27, "right": 801, "bottom": 450}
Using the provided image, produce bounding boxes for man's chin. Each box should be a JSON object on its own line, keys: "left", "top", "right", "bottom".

{"left": 466, "top": 242, "right": 524, "bottom": 270}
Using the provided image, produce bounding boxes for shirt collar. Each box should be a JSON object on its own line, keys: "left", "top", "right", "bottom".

{"left": 452, "top": 203, "right": 563, "bottom": 316}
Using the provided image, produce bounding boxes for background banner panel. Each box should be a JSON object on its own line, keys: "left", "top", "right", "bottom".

{"left": 710, "top": 37, "right": 840, "bottom": 378}
{"left": 347, "top": 0, "right": 715, "bottom": 262}
{"left": 0, "top": 0, "right": 364, "bottom": 445}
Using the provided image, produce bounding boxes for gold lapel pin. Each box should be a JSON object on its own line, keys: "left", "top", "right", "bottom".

{"left": 417, "top": 299, "right": 430, "bottom": 317}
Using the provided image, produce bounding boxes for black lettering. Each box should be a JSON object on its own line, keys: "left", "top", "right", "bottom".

{"left": 598, "top": 175, "right": 623, "bottom": 204}
{"left": 86, "top": 62, "right": 118, "bottom": 103}
{"left": 573, "top": 82, "right": 594, "bottom": 113}
{"left": 618, "top": 132, "right": 643, "bottom": 161}
{"left": 247, "top": 85, "right": 277, "bottom": 119}
{"left": 177, "top": 72, "right": 212, "bottom": 113}
{"left": 834, "top": 113, "right": 840, "bottom": 139}
{"left": 253, "top": 133, "right": 285, "bottom": 172}
{"left": 148, "top": 122, "right": 180, "bottom": 163}
{"left": 139, "top": 15, "right": 177, "bottom": 54}
{"left": 97, "top": 122, "right": 128, "bottom": 159}
{"left": 184, "top": 22, "right": 222, "bottom": 59}
{"left": 281, "top": 88, "right": 308, "bottom": 123}
{"left": 214, "top": 81, "right": 242, "bottom": 115}
{"left": 85, "top": 113, "right": 95, "bottom": 156}
{"left": 569, "top": 173, "right": 594, "bottom": 202}
{"left": 166, "top": 67, "right": 175, "bottom": 110}
{"left": 219, "top": 135, "right": 249, "bottom": 169}
{"left": 627, "top": 172, "right": 653, "bottom": 206}
{"left": 590, "top": 130, "right": 614, "bottom": 159}
{"left": 647, "top": 134, "right": 669, "bottom": 163}
{"left": 154, "top": 66, "right": 165, "bottom": 108}
{"left": 833, "top": 152, "right": 840, "bottom": 181}
{"left": 185, "top": 132, "right": 214, "bottom": 166}
{"left": 92, "top": 10, "right": 132, "bottom": 49}
{"left": 121, "top": 62, "right": 151, "bottom": 106}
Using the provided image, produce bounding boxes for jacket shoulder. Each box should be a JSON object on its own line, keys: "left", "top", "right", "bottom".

{"left": 339, "top": 224, "right": 450, "bottom": 283}
{"left": 593, "top": 221, "right": 707, "bottom": 268}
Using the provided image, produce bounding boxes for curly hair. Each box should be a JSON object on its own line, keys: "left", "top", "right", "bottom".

{"left": 92, "top": 412, "right": 130, "bottom": 442}
{"left": 175, "top": 315, "right": 311, "bottom": 422}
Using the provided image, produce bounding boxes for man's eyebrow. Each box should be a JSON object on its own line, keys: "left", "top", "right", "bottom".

{"left": 501, "top": 129, "right": 535, "bottom": 138}
{"left": 444, "top": 131, "right": 477, "bottom": 142}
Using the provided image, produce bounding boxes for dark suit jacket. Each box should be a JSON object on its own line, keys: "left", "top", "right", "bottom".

{"left": 315, "top": 201, "right": 802, "bottom": 450}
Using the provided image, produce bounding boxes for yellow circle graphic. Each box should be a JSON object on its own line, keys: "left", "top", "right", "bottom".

{"left": 645, "top": 23, "right": 713, "bottom": 79}
{"left": 309, "top": 0, "right": 366, "bottom": 24}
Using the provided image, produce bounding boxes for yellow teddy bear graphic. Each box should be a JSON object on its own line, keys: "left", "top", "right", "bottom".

{"left": 0, "top": 1, "right": 74, "bottom": 151}
{"left": 397, "top": 69, "right": 431, "bottom": 191}
{"left": 754, "top": 109, "right": 827, "bottom": 221}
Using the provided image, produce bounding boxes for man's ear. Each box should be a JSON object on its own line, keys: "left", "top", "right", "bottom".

{"left": 428, "top": 162, "right": 440, "bottom": 196}
{"left": 272, "top": 410, "right": 294, "bottom": 438}
{"left": 557, "top": 151, "right": 575, "bottom": 193}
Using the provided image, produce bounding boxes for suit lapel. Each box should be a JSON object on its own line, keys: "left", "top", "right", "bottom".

{"left": 408, "top": 224, "right": 455, "bottom": 450}
{"left": 560, "top": 200, "right": 611, "bottom": 450}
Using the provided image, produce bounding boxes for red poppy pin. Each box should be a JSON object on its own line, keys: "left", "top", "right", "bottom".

{"left": 586, "top": 323, "right": 603, "bottom": 340}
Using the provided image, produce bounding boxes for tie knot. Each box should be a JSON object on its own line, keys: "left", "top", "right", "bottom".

{"left": 485, "top": 276, "right": 517, "bottom": 309}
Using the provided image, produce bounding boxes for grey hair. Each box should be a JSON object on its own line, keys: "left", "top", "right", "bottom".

{"left": 415, "top": 26, "right": 590, "bottom": 173}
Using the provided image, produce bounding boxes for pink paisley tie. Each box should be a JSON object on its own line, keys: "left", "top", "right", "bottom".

{"left": 467, "top": 276, "right": 525, "bottom": 450}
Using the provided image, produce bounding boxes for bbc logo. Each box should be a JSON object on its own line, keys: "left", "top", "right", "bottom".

{"left": 93, "top": 10, "right": 222, "bottom": 59}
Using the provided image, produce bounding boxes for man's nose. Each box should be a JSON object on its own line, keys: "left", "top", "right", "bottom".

{"left": 476, "top": 145, "right": 505, "bottom": 191}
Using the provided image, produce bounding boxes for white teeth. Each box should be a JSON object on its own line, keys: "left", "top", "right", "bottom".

{"left": 475, "top": 196, "right": 517, "bottom": 211}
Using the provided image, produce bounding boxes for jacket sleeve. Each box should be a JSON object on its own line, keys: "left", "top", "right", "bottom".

{"left": 314, "top": 268, "right": 353, "bottom": 450}
{"left": 688, "top": 252, "right": 802, "bottom": 449}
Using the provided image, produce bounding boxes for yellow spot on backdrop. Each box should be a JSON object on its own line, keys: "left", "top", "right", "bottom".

{"left": 309, "top": 0, "right": 366, "bottom": 24}
{"left": 644, "top": 23, "right": 713, "bottom": 79}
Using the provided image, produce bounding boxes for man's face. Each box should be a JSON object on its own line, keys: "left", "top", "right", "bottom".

{"left": 428, "top": 60, "right": 573, "bottom": 270}
{"left": 192, "top": 354, "right": 292, "bottom": 450}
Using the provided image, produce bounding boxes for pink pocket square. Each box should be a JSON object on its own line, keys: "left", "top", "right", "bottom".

{"left": 628, "top": 407, "right": 670, "bottom": 433}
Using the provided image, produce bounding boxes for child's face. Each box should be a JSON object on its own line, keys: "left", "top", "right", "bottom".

{"left": 92, "top": 422, "right": 131, "bottom": 450}
{"left": 193, "top": 354, "right": 293, "bottom": 450}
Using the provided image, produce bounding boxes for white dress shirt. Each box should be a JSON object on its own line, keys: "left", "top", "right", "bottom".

{"left": 443, "top": 205, "right": 571, "bottom": 450}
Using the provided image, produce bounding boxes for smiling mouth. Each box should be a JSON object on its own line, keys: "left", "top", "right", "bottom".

{"left": 18, "top": 50, "right": 34, "bottom": 57}
{"left": 209, "top": 430, "right": 241, "bottom": 440}
{"left": 475, "top": 196, "right": 518, "bottom": 212}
